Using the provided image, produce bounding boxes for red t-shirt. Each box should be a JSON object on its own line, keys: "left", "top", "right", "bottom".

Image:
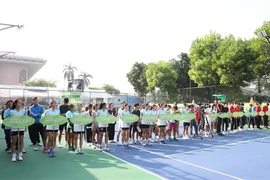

{"left": 263, "top": 105, "right": 268, "bottom": 115}
{"left": 234, "top": 106, "right": 240, "bottom": 112}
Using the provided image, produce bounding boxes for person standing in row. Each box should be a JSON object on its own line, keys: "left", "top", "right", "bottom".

{"left": 131, "top": 103, "right": 140, "bottom": 144}
{"left": 263, "top": 103, "right": 269, "bottom": 129}
{"left": 255, "top": 103, "right": 262, "bottom": 129}
{"left": 2, "top": 100, "right": 13, "bottom": 153}
{"left": 29, "top": 97, "right": 45, "bottom": 151}
{"left": 117, "top": 101, "right": 125, "bottom": 145}
{"left": 108, "top": 103, "right": 117, "bottom": 143}
{"left": 216, "top": 99, "right": 224, "bottom": 136}
{"left": 10, "top": 99, "right": 26, "bottom": 162}
{"left": 85, "top": 104, "right": 93, "bottom": 146}
{"left": 58, "top": 98, "right": 70, "bottom": 148}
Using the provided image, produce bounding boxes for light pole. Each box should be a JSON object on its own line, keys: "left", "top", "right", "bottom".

{"left": 257, "top": 30, "right": 270, "bottom": 44}
{"left": 0, "top": 23, "right": 24, "bottom": 31}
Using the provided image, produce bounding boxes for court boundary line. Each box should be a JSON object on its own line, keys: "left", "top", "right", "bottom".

{"left": 165, "top": 135, "right": 270, "bottom": 157}
{"left": 103, "top": 151, "right": 166, "bottom": 180}
{"left": 130, "top": 145, "right": 244, "bottom": 180}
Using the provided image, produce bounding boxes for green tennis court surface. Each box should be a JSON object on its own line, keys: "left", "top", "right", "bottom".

{"left": 0, "top": 131, "right": 160, "bottom": 180}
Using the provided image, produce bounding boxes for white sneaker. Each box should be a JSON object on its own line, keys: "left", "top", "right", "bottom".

{"left": 37, "top": 143, "right": 42, "bottom": 147}
{"left": 65, "top": 141, "right": 68, "bottom": 146}
{"left": 75, "top": 148, "right": 80, "bottom": 154}
{"left": 58, "top": 143, "right": 62, "bottom": 148}
{"left": 34, "top": 145, "right": 38, "bottom": 151}
{"left": 12, "top": 153, "right": 17, "bottom": 162}
{"left": 18, "top": 153, "right": 23, "bottom": 161}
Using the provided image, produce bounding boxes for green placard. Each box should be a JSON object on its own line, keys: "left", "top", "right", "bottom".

{"left": 238, "top": 112, "right": 244, "bottom": 117}
{"left": 233, "top": 112, "right": 239, "bottom": 117}
{"left": 245, "top": 112, "right": 251, "bottom": 117}
{"left": 60, "top": 92, "right": 81, "bottom": 105}
{"left": 70, "top": 115, "right": 93, "bottom": 125}
{"left": 209, "top": 113, "right": 218, "bottom": 119}
{"left": 173, "top": 114, "right": 185, "bottom": 121}
{"left": 185, "top": 113, "right": 196, "bottom": 120}
{"left": 218, "top": 113, "right": 230, "bottom": 118}
{"left": 266, "top": 111, "right": 270, "bottom": 116}
{"left": 259, "top": 111, "right": 265, "bottom": 116}
{"left": 142, "top": 114, "right": 157, "bottom": 123}
{"left": 251, "top": 111, "right": 257, "bottom": 117}
{"left": 40, "top": 115, "right": 67, "bottom": 126}
{"left": 159, "top": 114, "right": 173, "bottom": 121}
{"left": 121, "top": 114, "right": 139, "bottom": 123}
{"left": 3, "top": 116, "right": 35, "bottom": 128}
{"left": 96, "top": 115, "right": 116, "bottom": 124}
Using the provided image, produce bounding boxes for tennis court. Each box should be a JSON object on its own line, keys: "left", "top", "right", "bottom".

{"left": 0, "top": 129, "right": 270, "bottom": 180}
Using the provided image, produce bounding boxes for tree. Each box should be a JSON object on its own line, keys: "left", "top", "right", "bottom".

{"left": 62, "top": 63, "right": 77, "bottom": 81}
{"left": 215, "top": 35, "right": 255, "bottom": 99}
{"left": 102, "top": 84, "right": 120, "bottom": 94}
{"left": 126, "top": 62, "right": 148, "bottom": 97}
{"left": 79, "top": 72, "right": 93, "bottom": 87}
{"left": 251, "top": 21, "right": 270, "bottom": 93}
{"left": 145, "top": 61, "right": 178, "bottom": 100}
{"left": 189, "top": 31, "right": 222, "bottom": 86}
{"left": 169, "top": 53, "right": 199, "bottom": 102}
{"left": 22, "top": 79, "right": 56, "bottom": 87}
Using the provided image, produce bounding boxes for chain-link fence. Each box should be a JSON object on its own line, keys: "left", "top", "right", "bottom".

{"left": 0, "top": 87, "right": 145, "bottom": 111}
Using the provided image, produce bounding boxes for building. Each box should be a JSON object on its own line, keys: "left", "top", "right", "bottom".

{"left": 0, "top": 55, "right": 47, "bottom": 85}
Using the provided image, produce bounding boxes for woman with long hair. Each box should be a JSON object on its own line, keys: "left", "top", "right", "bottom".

{"left": 73, "top": 104, "right": 85, "bottom": 154}
{"left": 45, "top": 100, "right": 60, "bottom": 157}
{"left": 10, "top": 99, "right": 26, "bottom": 162}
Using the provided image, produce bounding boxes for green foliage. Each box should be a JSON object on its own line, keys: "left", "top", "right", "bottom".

{"left": 79, "top": 72, "right": 93, "bottom": 87}
{"left": 102, "top": 84, "right": 120, "bottom": 94}
{"left": 126, "top": 62, "right": 148, "bottom": 97}
{"left": 22, "top": 79, "right": 56, "bottom": 87}
{"left": 145, "top": 61, "right": 178, "bottom": 93}
{"left": 189, "top": 31, "right": 222, "bottom": 86}
{"left": 62, "top": 63, "right": 77, "bottom": 80}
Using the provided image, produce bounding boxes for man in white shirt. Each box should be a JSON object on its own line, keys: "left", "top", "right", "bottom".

{"left": 116, "top": 101, "right": 126, "bottom": 145}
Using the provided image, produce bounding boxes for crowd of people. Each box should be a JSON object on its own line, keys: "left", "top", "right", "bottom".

{"left": 1, "top": 97, "right": 269, "bottom": 162}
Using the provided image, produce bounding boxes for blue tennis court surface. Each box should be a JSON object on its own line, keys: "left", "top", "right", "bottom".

{"left": 107, "top": 130, "right": 270, "bottom": 180}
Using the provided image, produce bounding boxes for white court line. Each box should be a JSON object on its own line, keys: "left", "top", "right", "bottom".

{"left": 130, "top": 146, "right": 245, "bottom": 180}
{"left": 166, "top": 135, "right": 270, "bottom": 157}
{"left": 103, "top": 151, "right": 166, "bottom": 180}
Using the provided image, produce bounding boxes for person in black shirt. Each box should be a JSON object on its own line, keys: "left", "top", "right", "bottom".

{"left": 216, "top": 99, "right": 224, "bottom": 136}
{"left": 58, "top": 98, "right": 70, "bottom": 148}
{"left": 222, "top": 103, "right": 229, "bottom": 134}
{"left": 108, "top": 103, "right": 117, "bottom": 143}
{"left": 85, "top": 104, "right": 93, "bottom": 145}
{"left": 131, "top": 103, "right": 140, "bottom": 144}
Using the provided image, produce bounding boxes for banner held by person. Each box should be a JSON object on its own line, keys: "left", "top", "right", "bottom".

{"left": 96, "top": 115, "right": 116, "bottom": 124}
{"left": 70, "top": 115, "right": 93, "bottom": 125}
{"left": 142, "top": 114, "right": 157, "bottom": 123}
{"left": 121, "top": 114, "right": 139, "bottom": 123}
{"left": 40, "top": 115, "right": 67, "bottom": 126}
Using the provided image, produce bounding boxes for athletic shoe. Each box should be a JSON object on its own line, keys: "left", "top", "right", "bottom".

{"left": 43, "top": 148, "right": 47, "bottom": 153}
{"left": 11, "top": 153, "right": 17, "bottom": 162}
{"left": 147, "top": 142, "right": 152, "bottom": 146}
{"left": 51, "top": 151, "right": 56, "bottom": 157}
{"left": 47, "top": 151, "right": 51, "bottom": 157}
{"left": 34, "top": 145, "right": 38, "bottom": 151}
{"left": 58, "top": 143, "right": 62, "bottom": 148}
{"left": 100, "top": 146, "right": 103, "bottom": 152}
{"left": 29, "top": 143, "right": 34, "bottom": 146}
{"left": 105, "top": 147, "right": 110, "bottom": 151}
{"left": 37, "top": 143, "right": 42, "bottom": 147}
{"left": 7, "top": 149, "right": 11, "bottom": 154}
{"left": 22, "top": 149, "right": 26, "bottom": 153}
{"left": 65, "top": 142, "right": 68, "bottom": 146}
{"left": 75, "top": 149, "right": 80, "bottom": 154}
{"left": 5, "top": 148, "right": 9, "bottom": 151}
{"left": 18, "top": 153, "right": 23, "bottom": 161}
{"left": 71, "top": 146, "right": 75, "bottom": 151}
{"left": 79, "top": 149, "right": 84, "bottom": 154}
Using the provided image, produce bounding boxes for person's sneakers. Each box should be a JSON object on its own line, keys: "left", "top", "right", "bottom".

{"left": 18, "top": 153, "right": 23, "bottom": 161}
{"left": 79, "top": 149, "right": 84, "bottom": 154}
{"left": 36, "top": 143, "right": 42, "bottom": 147}
{"left": 34, "top": 145, "right": 38, "bottom": 151}
{"left": 11, "top": 153, "right": 17, "bottom": 162}
{"left": 58, "top": 143, "right": 62, "bottom": 148}
{"left": 43, "top": 148, "right": 47, "bottom": 153}
{"left": 5, "top": 148, "right": 9, "bottom": 151}
{"left": 99, "top": 146, "right": 103, "bottom": 152}
{"left": 105, "top": 147, "right": 110, "bottom": 151}
{"left": 7, "top": 149, "right": 12, "bottom": 154}
{"left": 22, "top": 149, "right": 26, "bottom": 153}
{"left": 65, "top": 141, "right": 68, "bottom": 146}
{"left": 75, "top": 149, "right": 80, "bottom": 154}
{"left": 47, "top": 151, "right": 51, "bottom": 157}
{"left": 29, "top": 143, "right": 34, "bottom": 146}
{"left": 71, "top": 146, "right": 75, "bottom": 151}
{"left": 51, "top": 151, "right": 55, "bottom": 157}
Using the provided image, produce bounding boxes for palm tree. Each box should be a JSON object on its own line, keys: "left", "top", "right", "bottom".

{"left": 79, "top": 71, "right": 93, "bottom": 87}
{"left": 62, "top": 63, "right": 77, "bottom": 81}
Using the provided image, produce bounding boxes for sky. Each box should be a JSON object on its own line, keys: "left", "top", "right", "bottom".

{"left": 0, "top": 0, "right": 270, "bottom": 93}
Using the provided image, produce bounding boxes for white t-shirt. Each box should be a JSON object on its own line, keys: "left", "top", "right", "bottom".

{"left": 10, "top": 109, "right": 26, "bottom": 132}
{"left": 73, "top": 111, "right": 85, "bottom": 132}
{"left": 121, "top": 110, "right": 130, "bottom": 128}
{"left": 45, "top": 108, "right": 60, "bottom": 130}
{"left": 157, "top": 109, "right": 167, "bottom": 126}
{"left": 141, "top": 109, "right": 156, "bottom": 125}
{"left": 97, "top": 109, "right": 109, "bottom": 128}
{"left": 204, "top": 107, "right": 212, "bottom": 120}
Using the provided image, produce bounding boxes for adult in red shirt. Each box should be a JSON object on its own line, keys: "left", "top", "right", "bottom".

{"left": 234, "top": 104, "right": 241, "bottom": 130}
{"left": 255, "top": 103, "right": 262, "bottom": 129}
{"left": 230, "top": 103, "right": 237, "bottom": 132}
{"left": 263, "top": 103, "right": 269, "bottom": 129}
